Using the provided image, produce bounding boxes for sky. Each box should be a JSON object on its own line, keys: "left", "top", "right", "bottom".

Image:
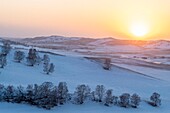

{"left": 0, "top": 0, "right": 170, "bottom": 40}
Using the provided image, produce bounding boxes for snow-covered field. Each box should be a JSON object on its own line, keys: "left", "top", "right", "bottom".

{"left": 0, "top": 37, "right": 170, "bottom": 113}
{"left": 0, "top": 45, "right": 170, "bottom": 113}
{"left": 1, "top": 101, "right": 170, "bottom": 113}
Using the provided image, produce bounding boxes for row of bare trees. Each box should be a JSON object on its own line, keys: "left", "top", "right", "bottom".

{"left": 0, "top": 41, "right": 54, "bottom": 74}
{"left": 0, "top": 82, "right": 161, "bottom": 110}
{"left": 14, "top": 49, "right": 55, "bottom": 75}
{"left": 13, "top": 49, "right": 55, "bottom": 74}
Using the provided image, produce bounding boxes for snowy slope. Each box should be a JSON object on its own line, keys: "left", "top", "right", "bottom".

{"left": 112, "top": 63, "right": 170, "bottom": 82}
{"left": 1, "top": 49, "right": 167, "bottom": 95}
{"left": 145, "top": 40, "right": 170, "bottom": 49}
{"left": 0, "top": 45, "right": 170, "bottom": 113}
{"left": 1, "top": 101, "right": 170, "bottom": 113}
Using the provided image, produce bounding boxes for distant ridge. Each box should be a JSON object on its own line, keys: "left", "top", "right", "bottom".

{"left": 1, "top": 35, "right": 170, "bottom": 50}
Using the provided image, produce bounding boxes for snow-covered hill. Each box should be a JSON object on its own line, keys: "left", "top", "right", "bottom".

{"left": 12, "top": 35, "right": 170, "bottom": 52}
{"left": 0, "top": 43, "right": 170, "bottom": 113}
{"left": 145, "top": 40, "right": 170, "bottom": 49}
{"left": 19, "top": 35, "right": 97, "bottom": 47}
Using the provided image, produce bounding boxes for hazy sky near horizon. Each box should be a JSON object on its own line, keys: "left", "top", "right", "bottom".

{"left": 0, "top": 0, "right": 170, "bottom": 39}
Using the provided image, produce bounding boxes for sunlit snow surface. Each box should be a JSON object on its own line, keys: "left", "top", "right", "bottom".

{"left": 0, "top": 38, "right": 170, "bottom": 113}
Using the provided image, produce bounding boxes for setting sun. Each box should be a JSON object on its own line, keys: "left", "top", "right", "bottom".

{"left": 130, "top": 22, "right": 149, "bottom": 38}
{"left": 1, "top": 0, "right": 170, "bottom": 40}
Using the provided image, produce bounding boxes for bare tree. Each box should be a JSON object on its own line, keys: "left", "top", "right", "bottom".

{"left": 26, "top": 48, "right": 37, "bottom": 66}
{"left": 14, "top": 51, "right": 25, "bottom": 63}
{"left": 3, "top": 85, "right": 16, "bottom": 102}
{"left": 49, "top": 63, "right": 55, "bottom": 73}
{"left": 0, "top": 84, "right": 5, "bottom": 101}
{"left": 36, "top": 82, "right": 55, "bottom": 109}
{"left": 95, "top": 85, "right": 105, "bottom": 102}
{"left": 1, "top": 40, "right": 11, "bottom": 55}
{"left": 73, "top": 84, "right": 91, "bottom": 104}
{"left": 26, "top": 84, "right": 34, "bottom": 104}
{"left": 14, "top": 85, "right": 26, "bottom": 103}
{"left": 130, "top": 93, "right": 141, "bottom": 108}
{"left": 43, "top": 54, "right": 50, "bottom": 64}
{"left": 119, "top": 93, "right": 130, "bottom": 108}
{"left": 57, "top": 82, "right": 68, "bottom": 105}
{"left": 43, "top": 63, "right": 55, "bottom": 74}
{"left": 103, "top": 58, "right": 111, "bottom": 70}
{"left": 0, "top": 53, "right": 7, "bottom": 68}
{"left": 104, "top": 89, "right": 113, "bottom": 106}
{"left": 150, "top": 92, "right": 161, "bottom": 107}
